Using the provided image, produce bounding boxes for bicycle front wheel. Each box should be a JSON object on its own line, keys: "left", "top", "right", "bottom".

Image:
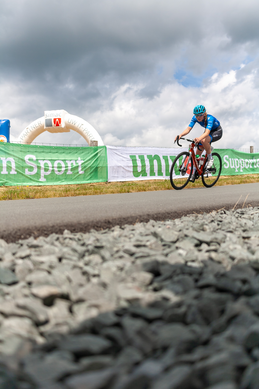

{"left": 170, "top": 151, "right": 193, "bottom": 190}
{"left": 201, "top": 152, "right": 222, "bottom": 188}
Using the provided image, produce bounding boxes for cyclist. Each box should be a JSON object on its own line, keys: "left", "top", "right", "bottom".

{"left": 175, "top": 105, "right": 222, "bottom": 182}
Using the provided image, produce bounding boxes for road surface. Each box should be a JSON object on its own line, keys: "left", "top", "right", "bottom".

{"left": 1, "top": 183, "right": 259, "bottom": 242}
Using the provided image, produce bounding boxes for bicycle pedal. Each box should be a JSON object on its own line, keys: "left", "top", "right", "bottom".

{"left": 189, "top": 174, "right": 196, "bottom": 182}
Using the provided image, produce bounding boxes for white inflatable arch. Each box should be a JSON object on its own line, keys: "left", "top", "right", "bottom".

{"left": 17, "top": 110, "right": 104, "bottom": 146}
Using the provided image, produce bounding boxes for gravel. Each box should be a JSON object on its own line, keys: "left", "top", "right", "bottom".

{"left": 1, "top": 207, "right": 259, "bottom": 388}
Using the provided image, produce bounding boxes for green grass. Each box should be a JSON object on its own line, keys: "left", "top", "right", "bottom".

{"left": 0, "top": 174, "right": 258, "bottom": 201}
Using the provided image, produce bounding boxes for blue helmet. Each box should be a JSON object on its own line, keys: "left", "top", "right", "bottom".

{"left": 193, "top": 105, "right": 206, "bottom": 115}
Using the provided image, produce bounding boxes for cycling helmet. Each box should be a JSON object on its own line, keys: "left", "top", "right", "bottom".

{"left": 193, "top": 105, "right": 206, "bottom": 115}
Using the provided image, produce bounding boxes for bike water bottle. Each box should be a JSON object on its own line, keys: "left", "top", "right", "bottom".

{"left": 200, "top": 156, "right": 205, "bottom": 167}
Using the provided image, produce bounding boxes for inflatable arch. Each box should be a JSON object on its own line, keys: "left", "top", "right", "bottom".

{"left": 17, "top": 110, "right": 104, "bottom": 146}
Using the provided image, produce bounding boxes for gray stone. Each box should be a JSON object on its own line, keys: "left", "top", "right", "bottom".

{"left": 64, "top": 368, "right": 116, "bottom": 389}
{"left": 151, "top": 365, "right": 193, "bottom": 389}
{"left": 72, "top": 302, "right": 100, "bottom": 323}
{"left": 163, "top": 305, "right": 186, "bottom": 323}
{"left": 0, "top": 317, "right": 43, "bottom": 343}
{"left": 244, "top": 324, "right": 259, "bottom": 350}
{"left": 195, "top": 351, "right": 236, "bottom": 386}
{"left": 44, "top": 298, "right": 72, "bottom": 326}
{"left": 115, "top": 346, "right": 143, "bottom": 367}
{"left": 128, "top": 306, "right": 163, "bottom": 321}
{"left": 201, "top": 290, "right": 234, "bottom": 310}
{"left": 117, "top": 283, "right": 144, "bottom": 301}
{"left": 226, "top": 265, "right": 256, "bottom": 281}
{"left": 15, "top": 260, "right": 34, "bottom": 281}
{"left": 189, "top": 324, "right": 211, "bottom": 344}
{"left": 66, "top": 268, "right": 87, "bottom": 287}
{"left": 154, "top": 229, "right": 179, "bottom": 243}
{"left": 156, "top": 323, "right": 197, "bottom": 349}
{"left": 25, "top": 269, "right": 52, "bottom": 286}
{"left": 0, "top": 268, "right": 18, "bottom": 285}
{"left": 131, "top": 271, "right": 154, "bottom": 286}
{"left": 196, "top": 297, "right": 221, "bottom": 324}
{"left": 30, "top": 254, "right": 58, "bottom": 267}
{"left": 192, "top": 231, "right": 221, "bottom": 244}
{"left": 248, "top": 295, "right": 259, "bottom": 315}
{"left": 70, "top": 283, "right": 105, "bottom": 303}
{"left": 251, "top": 347, "right": 259, "bottom": 361}
{"left": 2, "top": 251, "right": 15, "bottom": 266}
{"left": 40, "top": 384, "right": 66, "bottom": 389}
{"left": 166, "top": 251, "right": 185, "bottom": 264}
{"left": 167, "top": 274, "right": 195, "bottom": 294}
{"left": 240, "top": 361, "right": 259, "bottom": 389}
{"left": 112, "top": 373, "right": 151, "bottom": 389}
{"left": 185, "top": 305, "right": 207, "bottom": 326}
{"left": 80, "top": 355, "right": 114, "bottom": 371}
{"left": 100, "top": 327, "right": 127, "bottom": 348}
{"left": 23, "top": 354, "right": 79, "bottom": 386}
{"left": 58, "top": 334, "right": 112, "bottom": 357}
{"left": 0, "top": 239, "right": 8, "bottom": 248}
{"left": 0, "top": 335, "right": 33, "bottom": 357}
{"left": 31, "top": 285, "right": 64, "bottom": 305}
{"left": 121, "top": 316, "right": 154, "bottom": 354}
{"left": 215, "top": 276, "right": 242, "bottom": 295}
{"left": 16, "top": 298, "right": 49, "bottom": 325}
{"left": 197, "top": 274, "right": 217, "bottom": 288}
{"left": 227, "top": 344, "right": 252, "bottom": 368}
{"left": 0, "top": 365, "right": 18, "bottom": 389}
{"left": 0, "top": 300, "right": 32, "bottom": 319}
{"left": 91, "top": 311, "right": 119, "bottom": 330}
{"left": 134, "top": 359, "right": 164, "bottom": 378}
{"left": 84, "top": 254, "right": 103, "bottom": 266}
{"left": 207, "top": 383, "right": 237, "bottom": 389}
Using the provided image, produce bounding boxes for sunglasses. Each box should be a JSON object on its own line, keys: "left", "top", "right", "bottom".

{"left": 195, "top": 113, "right": 204, "bottom": 117}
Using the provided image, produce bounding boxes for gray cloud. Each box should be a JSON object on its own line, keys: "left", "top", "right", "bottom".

{"left": 220, "top": 0, "right": 259, "bottom": 45}
{"left": 0, "top": 0, "right": 259, "bottom": 148}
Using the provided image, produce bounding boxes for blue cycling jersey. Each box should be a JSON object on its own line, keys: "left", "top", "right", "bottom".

{"left": 189, "top": 114, "right": 220, "bottom": 132}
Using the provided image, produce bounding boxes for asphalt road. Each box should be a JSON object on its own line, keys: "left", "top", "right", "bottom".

{"left": 1, "top": 182, "right": 259, "bottom": 242}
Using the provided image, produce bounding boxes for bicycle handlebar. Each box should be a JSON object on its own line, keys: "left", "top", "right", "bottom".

{"left": 175, "top": 136, "right": 196, "bottom": 147}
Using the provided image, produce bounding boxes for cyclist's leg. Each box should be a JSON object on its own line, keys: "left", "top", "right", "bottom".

{"left": 206, "top": 127, "right": 223, "bottom": 169}
{"left": 199, "top": 135, "right": 212, "bottom": 156}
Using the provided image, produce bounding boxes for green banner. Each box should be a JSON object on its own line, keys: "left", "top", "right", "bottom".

{"left": 0, "top": 143, "right": 108, "bottom": 186}
{"left": 215, "top": 149, "right": 259, "bottom": 176}
{"left": 0, "top": 144, "right": 258, "bottom": 187}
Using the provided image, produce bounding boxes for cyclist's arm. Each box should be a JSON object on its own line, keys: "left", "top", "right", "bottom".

{"left": 175, "top": 126, "right": 192, "bottom": 141}
{"left": 195, "top": 128, "right": 210, "bottom": 143}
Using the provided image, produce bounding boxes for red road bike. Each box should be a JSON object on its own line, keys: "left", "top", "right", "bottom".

{"left": 170, "top": 137, "right": 222, "bottom": 190}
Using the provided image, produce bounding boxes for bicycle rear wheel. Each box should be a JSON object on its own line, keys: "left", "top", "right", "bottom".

{"left": 201, "top": 152, "right": 222, "bottom": 188}
{"left": 170, "top": 151, "right": 193, "bottom": 190}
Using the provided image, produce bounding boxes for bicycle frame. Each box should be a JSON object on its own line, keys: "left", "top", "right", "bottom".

{"left": 178, "top": 136, "right": 207, "bottom": 176}
{"left": 188, "top": 141, "right": 207, "bottom": 176}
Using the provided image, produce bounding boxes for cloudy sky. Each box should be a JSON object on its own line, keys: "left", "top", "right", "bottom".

{"left": 1, "top": 0, "right": 259, "bottom": 150}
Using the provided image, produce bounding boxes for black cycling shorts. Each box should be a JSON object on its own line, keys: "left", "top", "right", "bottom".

{"left": 209, "top": 126, "right": 223, "bottom": 143}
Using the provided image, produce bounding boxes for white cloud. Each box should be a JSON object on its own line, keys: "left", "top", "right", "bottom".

{"left": 87, "top": 66, "right": 259, "bottom": 150}
{"left": 206, "top": 70, "right": 237, "bottom": 93}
